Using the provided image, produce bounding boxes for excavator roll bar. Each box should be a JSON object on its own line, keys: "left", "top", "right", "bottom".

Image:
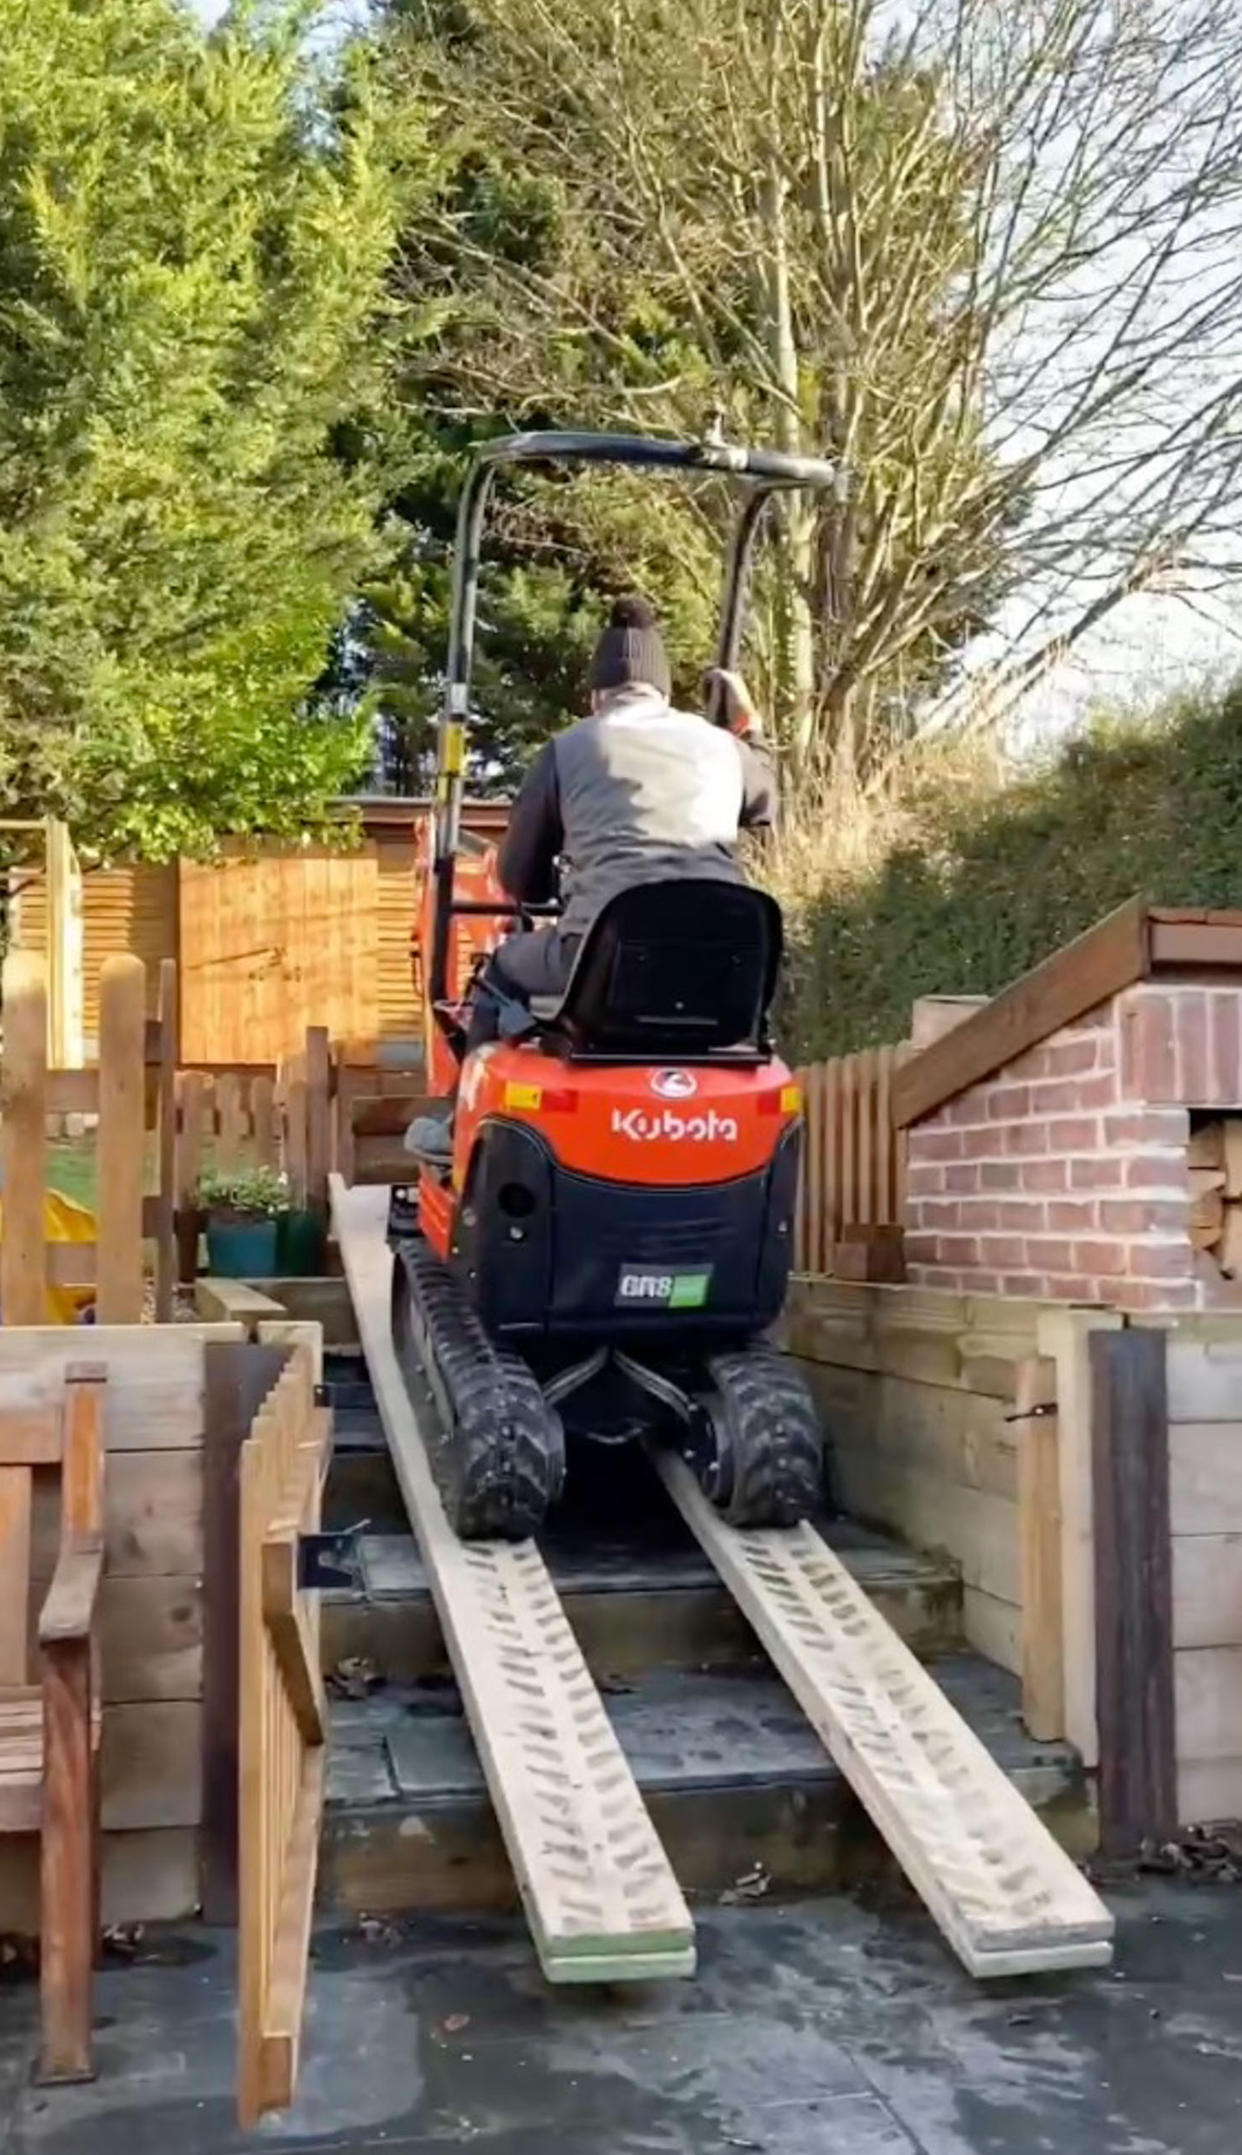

{"left": 429, "top": 429, "right": 838, "bottom": 1027}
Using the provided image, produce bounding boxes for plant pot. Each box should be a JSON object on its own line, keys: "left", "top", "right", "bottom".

{"left": 205, "top": 1215, "right": 279, "bottom": 1280}
{"left": 275, "top": 1207, "right": 325, "bottom": 1278}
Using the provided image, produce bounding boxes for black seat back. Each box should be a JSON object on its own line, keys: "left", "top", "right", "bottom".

{"left": 555, "top": 880, "right": 783, "bottom": 1057}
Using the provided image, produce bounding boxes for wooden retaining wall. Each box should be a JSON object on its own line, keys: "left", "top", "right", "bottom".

{"left": 0, "top": 1323, "right": 244, "bottom": 1932}
{"left": 1135, "top": 1321, "right": 1242, "bottom": 1826}
{"left": 785, "top": 1279, "right": 1046, "bottom": 1681}
{"left": 787, "top": 1278, "right": 1242, "bottom": 1833}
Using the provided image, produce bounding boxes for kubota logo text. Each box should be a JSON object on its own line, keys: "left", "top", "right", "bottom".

{"left": 611, "top": 1106, "right": 738, "bottom": 1143}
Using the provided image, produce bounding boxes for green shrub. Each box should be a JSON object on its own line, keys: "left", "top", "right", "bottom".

{"left": 195, "top": 1165, "right": 288, "bottom": 1222}
{"left": 775, "top": 675, "right": 1242, "bottom": 1059}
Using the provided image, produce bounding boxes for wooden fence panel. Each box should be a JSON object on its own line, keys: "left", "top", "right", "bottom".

{"left": 237, "top": 1348, "right": 329, "bottom": 2125}
{"left": 179, "top": 851, "right": 379, "bottom": 1065}
{"left": 794, "top": 1040, "right": 909, "bottom": 1276}
{"left": 0, "top": 954, "right": 166, "bottom": 1325}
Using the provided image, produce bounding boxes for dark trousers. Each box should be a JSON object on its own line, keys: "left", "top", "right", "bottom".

{"left": 464, "top": 928, "right": 578, "bottom": 1054}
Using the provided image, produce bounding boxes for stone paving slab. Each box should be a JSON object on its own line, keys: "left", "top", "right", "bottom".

{"left": 3, "top": 1884, "right": 1242, "bottom": 2153}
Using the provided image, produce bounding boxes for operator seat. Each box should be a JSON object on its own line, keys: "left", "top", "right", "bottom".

{"left": 539, "top": 879, "right": 783, "bottom": 1059}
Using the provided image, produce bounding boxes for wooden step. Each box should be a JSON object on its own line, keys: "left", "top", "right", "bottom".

{"left": 322, "top": 1522, "right": 963, "bottom": 1682}
{"left": 318, "top": 1656, "right": 1092, "bottom": 1920}
{"left": 318, "top": 1350, "right": 965, "bottom": 1677}
{"left": 331, "top": 1178, "right": 695, "bottom": 1986}
{"left": 657, "top": 1455, "right": 1114, "bottom": 1978}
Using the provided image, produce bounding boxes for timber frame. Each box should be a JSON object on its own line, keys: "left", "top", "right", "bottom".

{"left": 892, "top": 901, "right": 1242, "bottom": 1130}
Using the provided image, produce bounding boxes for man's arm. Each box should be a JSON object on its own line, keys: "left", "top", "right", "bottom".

{"left": 736, "top": 733, "right": 778, "bottom": 831}
{"left": 702, "top": 667, "right": 778, "bottom": 831}
{"left": 496, "top": 740, "right": 564, "bottom": 904}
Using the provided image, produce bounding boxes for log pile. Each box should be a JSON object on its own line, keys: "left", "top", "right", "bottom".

{"left": 1188, "top": 1121, "right": 1242, "bottom": 1273}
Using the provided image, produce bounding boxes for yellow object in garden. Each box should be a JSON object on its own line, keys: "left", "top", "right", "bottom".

{"left": 0, "top": 1188, "right": 96, "bottom": 1323}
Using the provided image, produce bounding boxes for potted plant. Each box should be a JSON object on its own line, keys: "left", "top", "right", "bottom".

{"left": 196, "top": 1165, "right": 287, "bottom": 1279}
{"left": 275, "top": 1199, "right": 325, "bottom": 1277}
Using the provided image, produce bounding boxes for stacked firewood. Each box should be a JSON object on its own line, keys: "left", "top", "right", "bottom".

{"left": 1188, "top": 1120, "right": 1242, "bottom": 1273}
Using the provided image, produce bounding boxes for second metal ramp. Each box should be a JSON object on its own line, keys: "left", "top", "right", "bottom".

{"left": 656, "top": 1452, "right": 1114, "bottom": 1978}
{"left": 330, "top": 1178, "right": 695, "bottom": 1985}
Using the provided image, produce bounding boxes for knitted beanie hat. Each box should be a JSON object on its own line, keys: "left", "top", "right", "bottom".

{"left": 586, "top": 594, "right": 671, "bottom": 700}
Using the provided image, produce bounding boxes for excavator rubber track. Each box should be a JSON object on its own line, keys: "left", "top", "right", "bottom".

{"left": 391, "top": 1235, "right": 565, "bottom": 1540}
{"left": 700, "top": 1342, "right": 824, "bottom": 1527}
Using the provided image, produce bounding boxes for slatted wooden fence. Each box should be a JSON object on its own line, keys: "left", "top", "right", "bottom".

{"left": 0, "top": 951, "right": 177, "bottom": 1322}
{"left": 172, "top": 1032, "right": 333, "bottom": 1282}
{"left": 794, "top": 1042, "right": 911, "bottom": 1277}
{"left": 329, "top": 1037, "right": 428, "bottom": 1188}
{"left": 237, "top": 1347, "right": 330, "bottom": 2125}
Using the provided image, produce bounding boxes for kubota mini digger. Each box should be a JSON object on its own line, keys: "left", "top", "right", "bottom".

{"left": 390, "top": 429, "right": 835, "bottom": 1541}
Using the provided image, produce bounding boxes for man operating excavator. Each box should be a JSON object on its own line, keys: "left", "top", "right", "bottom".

{"left": 408, "top": 593, "right": 776, "bottom": 1164}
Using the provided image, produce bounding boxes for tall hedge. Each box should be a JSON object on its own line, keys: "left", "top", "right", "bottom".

{"left": 785, "top": 675, "right": 1242, "bottom": 1059}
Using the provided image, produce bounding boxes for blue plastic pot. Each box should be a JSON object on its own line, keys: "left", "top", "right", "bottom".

{"left": 205, "top": 1216, "right": 279, "bottom": 1279}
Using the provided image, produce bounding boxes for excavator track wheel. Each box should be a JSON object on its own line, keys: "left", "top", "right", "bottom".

{"left": 697, "top": 1346, "right": 824, "bottom": 1529}
{"left": 387, "top": 1185, "right": 418, "bottom": 1243}
{"left": 391, "top": 1235, "right": 565, "bottom": 1542}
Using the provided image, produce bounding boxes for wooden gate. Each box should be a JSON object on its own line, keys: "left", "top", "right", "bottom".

{"left": 179, "top": 850, "right": 379, "bottom": 1063}
{"left": 237, "top": 1348, "right": 331, "bottom": 2125}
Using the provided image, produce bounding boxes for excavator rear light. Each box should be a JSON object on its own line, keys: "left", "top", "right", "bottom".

{"left": 759, "top": 1084, "right": 803, "bottom": 1116}
{"left": 503, "top": 1081, "right": 578, "bottom": 1114}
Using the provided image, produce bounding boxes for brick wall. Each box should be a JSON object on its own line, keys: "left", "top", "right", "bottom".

{"left": 904, "top": 981, "right": 1242, "bottom": 1311}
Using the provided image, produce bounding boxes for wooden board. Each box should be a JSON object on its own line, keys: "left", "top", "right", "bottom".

{"left": 1174, "top": 1647, "right": 1242, "bottom": 1768}
{"left": 1091, "top": 1329, "right": 1177, "bottom": 1857}
{"left": 332, "top": 1177, "right": 694, "bottom": 1985}
{"left": 656, "top": 1454, "right": 1113, "bottom": 1976}
{"left": 95, "top": 1576, "right": 202, "bottom": 1703}
{"left": 1165, "top": 1341, "right": 1242, "bottom": 1422}
{"left": 1, "top": 950, "right": 48, "bottom": 1325}
{"left": 1016, "top": 1357, "right": 1064, "bottom": 1743}
{"left": 802, "top": 1363, "right": 1021, "bottom": 1501}
{"left": 96, "top": 954, "right": 146, "bottom": 1323}
{"left": 238, "top": 1348, "right": 328, "bottom": 2124}
{"left": 0, "top": 1325, "right": 242, "bottom": 1450}
{"left": 32, "top": 1451, "right": 203, "bottom": 1582}
{"left": 1168, "top": 1423, "right": 1242, "bottom": 1535}
{"left": 179, "top": 850, "right": 380, "bottom": 1065}
{"left": 892, "top": 897, "right": 1148, "bottom": 1128}
{"left": 1038, "top": 1307, "right": 1124, "bottom": 1768}
{"left": 0, "top": 1827, "right": 200, "bottom": 1935}
{"left": 1171, "top": 1536, "right": 1242, "bottom": 1651}
{"left": 201, "top": 1341, "right": 291, "bottom": 1924}
{"left": 101, "top": 1701, "right": 202, "bottom": 1830}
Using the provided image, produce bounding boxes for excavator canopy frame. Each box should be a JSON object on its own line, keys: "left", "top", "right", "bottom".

{"left": 428, "top": 428, "right": 838, "bottom": 1033}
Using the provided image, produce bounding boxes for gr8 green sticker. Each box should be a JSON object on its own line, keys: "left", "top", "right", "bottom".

{"left": 616, "top": 1266, "right": 713, "bottom": 1309}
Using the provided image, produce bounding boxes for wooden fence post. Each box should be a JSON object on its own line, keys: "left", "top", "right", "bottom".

{"left": 251, "top": 1075, "right": 276, "bottom": 1168}
{"left": 803, "top": 1065, "right": 823, "bottom": 1275}
{"left": 96, "top": 954, "right": 146, "bottom": 1323}
{"left": 1016, "top": 1354, "right": 1064, "bottom": 1742}
{"left": 1090, "top": 1325, "right": 1177, "bottom": 1855}
{"left": 216, "top": 1074, "right": 244, "bottom": 1171}
{"left": 282, "top": 1056, "right": 308, "bottom": 1209}
{"left": 153, "top": 960, "right": 178, "bottom": 1322}
{"left": 175, "top": 1071, "right": 207, "bottom": 1284}
{"left": 1, "top": 950, "right": 49, "bottom": 1324}
{"left": 305, "top": 1028, "right": 330, "bottom": 1222}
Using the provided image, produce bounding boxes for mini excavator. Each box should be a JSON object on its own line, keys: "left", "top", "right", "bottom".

{"left": 390, "top": 430, "right": 836, "bottom": 1541}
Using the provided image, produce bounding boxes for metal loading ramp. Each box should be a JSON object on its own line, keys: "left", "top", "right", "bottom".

{"left": 656, "top": 1453, "right": 1114, "bottom": 1976}
{"left": 330, "top": 1178, "right": 695, "bottom": 1984}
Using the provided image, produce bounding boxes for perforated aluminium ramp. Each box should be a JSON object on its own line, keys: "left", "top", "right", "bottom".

{"left": 331, "top": 1179, "right": 695, "bottom": 1984}
{"left": 656, "top": 1453, "right": 1114, "bottom": 1978}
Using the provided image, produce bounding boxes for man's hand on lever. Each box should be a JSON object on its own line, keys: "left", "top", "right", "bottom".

{"left": 702, "top": 666, "right": 764, "bottom": 743}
